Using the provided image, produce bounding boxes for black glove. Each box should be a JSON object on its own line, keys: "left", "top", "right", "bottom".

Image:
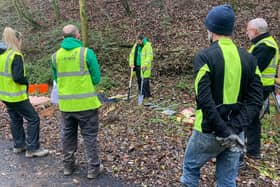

{"left": 215, "top": 120, "right": 243, "bottom": 137}
{"left": 227, "top": 121, "right": 242, "bottom": 134}
{"left": 214, "top": 121, "right": 232, "bottom": 138}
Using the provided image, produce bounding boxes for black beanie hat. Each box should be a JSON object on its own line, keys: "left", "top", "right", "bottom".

{"left": 205, "top": 5, "right": 235, "bottom": 36}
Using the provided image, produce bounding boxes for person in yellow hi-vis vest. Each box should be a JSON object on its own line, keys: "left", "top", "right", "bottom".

{"left": 245, "top": 18, "right": 279, "bottom": 159}
{"left": 0, "top": 27, "right": 48, "bottom": 158}
{"left": 51, "top": 24, "right": 102, "bottom": 179}
{"left": 129, "top": 34, "right": 153, "bottom": 101}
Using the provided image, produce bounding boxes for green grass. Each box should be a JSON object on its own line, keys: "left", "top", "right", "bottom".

{"left": 261, "top": 106, "right": 279, "bottom": 144}
{"left": 96, "top": 76, "right": 117, "bottom": 92}
{"left": 150, "top": 117, "right": 165, "bottom": 124}
{"left": 259, "top": 105, "right": 280, "bottom": 183}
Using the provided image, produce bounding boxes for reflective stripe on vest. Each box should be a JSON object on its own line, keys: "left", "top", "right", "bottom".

{"left": 59, "top": 92, "right": 98, "bottom": 100}
{"left": 0, "top": 90, "right": 26, "bottom": 96}
{"left": 0, "top": 50, "right": 14, "bottom": 77}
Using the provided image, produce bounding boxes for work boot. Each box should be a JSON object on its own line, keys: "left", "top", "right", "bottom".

{"left": 247, "top": 153, "right": 261, "bottom": 160}
{"left": 63, "top": 161, "right": 76, "bottom": 176}
{"left": 13, "top": 146, "right": 26, "bottom": 154}
{"left": 143, "top": 97, "right": 153, "bottom": 106}
{"left": 87, "top": 164, "right": 104, "bottom": 179}
{"left": 239, "top": 160, "right": 246, "bottom": 169}
{"left": 25, "top": 148, "right": 49, "bottom": 158}
{"left": 239, "top": 154, "right": 245, "bottom": 169}
{"left": 64, "top": 165, "right": 75, "bottom": 176}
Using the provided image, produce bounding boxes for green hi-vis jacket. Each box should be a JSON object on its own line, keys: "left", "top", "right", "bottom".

{"left": 0, "top": 49, "right": 27, "bottom": 102}
{"left": 51, "top": 38, "right": 101, "bottom": 112}
{"left": 248, "top": 36, "right": 279, "bottom": 86}
{"left": 193, "top": 38, "right": 263, "bottom": 137}
{"left": 129, "top": 40, "right": 153, "bottom": 78}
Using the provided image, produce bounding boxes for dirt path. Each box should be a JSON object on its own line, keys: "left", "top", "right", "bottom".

{"left": 0, "top": 139, "right": 132, "bottom": 187}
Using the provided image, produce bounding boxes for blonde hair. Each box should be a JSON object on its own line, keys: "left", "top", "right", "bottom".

{"left": 2, "top": 27, "right": 22, "bottom": 52}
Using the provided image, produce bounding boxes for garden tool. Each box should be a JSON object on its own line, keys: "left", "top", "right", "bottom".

{"left": 272, "top": 84, "right": 280, "bottom": 113}
{"left": 138, "top": 71, "right": 144, "bottom": 106}
{"left": 127, "top": 67, "right": 134, "bottom": 102}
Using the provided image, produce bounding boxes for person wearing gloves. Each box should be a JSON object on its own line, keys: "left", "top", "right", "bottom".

{"left": 180, "top": 5, "right": 263, "bottom": 187}
{"left": 51, "top": 24, "right": 102, "bottom": 179}
{"left": 129, "top": 34, "right": 153, "bottom": 102}
{"left": 0, "top": 27, "right": 48, "bottom": 157}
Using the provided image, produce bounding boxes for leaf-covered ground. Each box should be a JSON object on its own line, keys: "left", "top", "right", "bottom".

{"left": 1, "top": 77, "right": 279, "bottom": 186}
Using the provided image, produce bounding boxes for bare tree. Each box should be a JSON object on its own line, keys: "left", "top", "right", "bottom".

{"left": 13, "top": 0, "right": 42, "bottom": 29}
{"left": 79, "top": 0, "right": 89, "bottom": 47}
{"left": 51, "top": 0, "right": 60, "bottom": 20}
{"left": 120, "top": 0, "right": 131, "bottom": 16}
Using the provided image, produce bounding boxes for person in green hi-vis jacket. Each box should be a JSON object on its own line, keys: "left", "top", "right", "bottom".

{"left": 51, "top": 24, "right": 102, "bottom": 179}
{"left": 129, "top": 34, "right": 153, "bottom": 100}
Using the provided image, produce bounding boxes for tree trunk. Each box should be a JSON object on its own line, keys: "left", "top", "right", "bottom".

{"left": 79, "top": 0, "right": 89, "bottom": 47}
{"left": 52, "top": 0, "right": 60, "bottom": 20}
{"left": 120, "top": 0, "right": 131, "bottom": 16}
{"left": 13, "top": 0, "right": 42, "bottom": 29}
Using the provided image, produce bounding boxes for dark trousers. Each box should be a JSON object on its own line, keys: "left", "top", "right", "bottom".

{"left": 134, "top": 66, "right": 151, "bottom": 98}
{"left": 246, "top": 86, "right": 273, "bottom": 156}
{"left": 61, "top": 109, "right": 100, "bottom": 171}
{"left": 4, "top": 99, "right": 40, "bottom": 151}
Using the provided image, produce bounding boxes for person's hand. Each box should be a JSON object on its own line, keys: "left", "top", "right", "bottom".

{"left": 141, "top": 66, "right": 146, "bottom": 71}
{"left": 216, "top": 134, "right": 245, "bottom": 153}
{"left": 214, "top": 121, "right": 232, "bottom": 138}
{"left": 130, "top": 65, "right": 135, "bottom": 69}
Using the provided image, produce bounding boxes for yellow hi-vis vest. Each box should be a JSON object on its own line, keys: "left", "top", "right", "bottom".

{"left": 248, "top": 36, "right": 279, "bottom": 86}
{"left": 52, "top": 47, "right": 101, "bottom": 112}
{"left": 0, "top": 49, "right": 27, "bottom": 102}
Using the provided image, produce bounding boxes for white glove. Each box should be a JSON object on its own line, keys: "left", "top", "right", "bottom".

{"left": 216, "top": 134, "right": 245, "bottom": 153}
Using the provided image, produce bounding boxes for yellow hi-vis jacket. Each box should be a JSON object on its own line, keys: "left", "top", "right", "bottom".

{"left": 129, "top": 41, "right": 153, "bottom": 78}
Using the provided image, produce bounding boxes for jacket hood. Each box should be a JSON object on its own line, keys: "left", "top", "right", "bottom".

{"left": 143, "top": 38, "right": 148, "bottom": 45}
{"left": 61, "top": 37, "right": 82, "bottom": 50}
{"left": 0, "top": 42, "right": 7, "bottom": 54}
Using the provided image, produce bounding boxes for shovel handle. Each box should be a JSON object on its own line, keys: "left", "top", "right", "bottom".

{"left": 127, "top": 68, "right": 134, "bottom": 102}
{"left": 128, "top": 68, "right": 133, "bottom": 88}
{"left": 140, "top": 70, "right": 144, "bottom": 95}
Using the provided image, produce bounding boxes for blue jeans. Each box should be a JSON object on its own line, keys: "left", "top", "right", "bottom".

{"left": 180, "top": 130, "right": 241, "bottom": 187}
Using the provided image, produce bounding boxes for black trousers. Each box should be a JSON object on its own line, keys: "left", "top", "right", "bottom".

{"left": 4, "top": 99, "right": 40, "bottom": 151}
{"left": 134, "top": 66, "right": 151, "bottom": 98}
{"left": 61, "top": 109, "right": 100, "bottom": 171}
{"left": 246, "top": 86, "right": 273, "bottom": 156}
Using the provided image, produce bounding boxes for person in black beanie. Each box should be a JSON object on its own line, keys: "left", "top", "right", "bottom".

{"left": 180, "top": 5, "right": 263, "bottom": 187}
